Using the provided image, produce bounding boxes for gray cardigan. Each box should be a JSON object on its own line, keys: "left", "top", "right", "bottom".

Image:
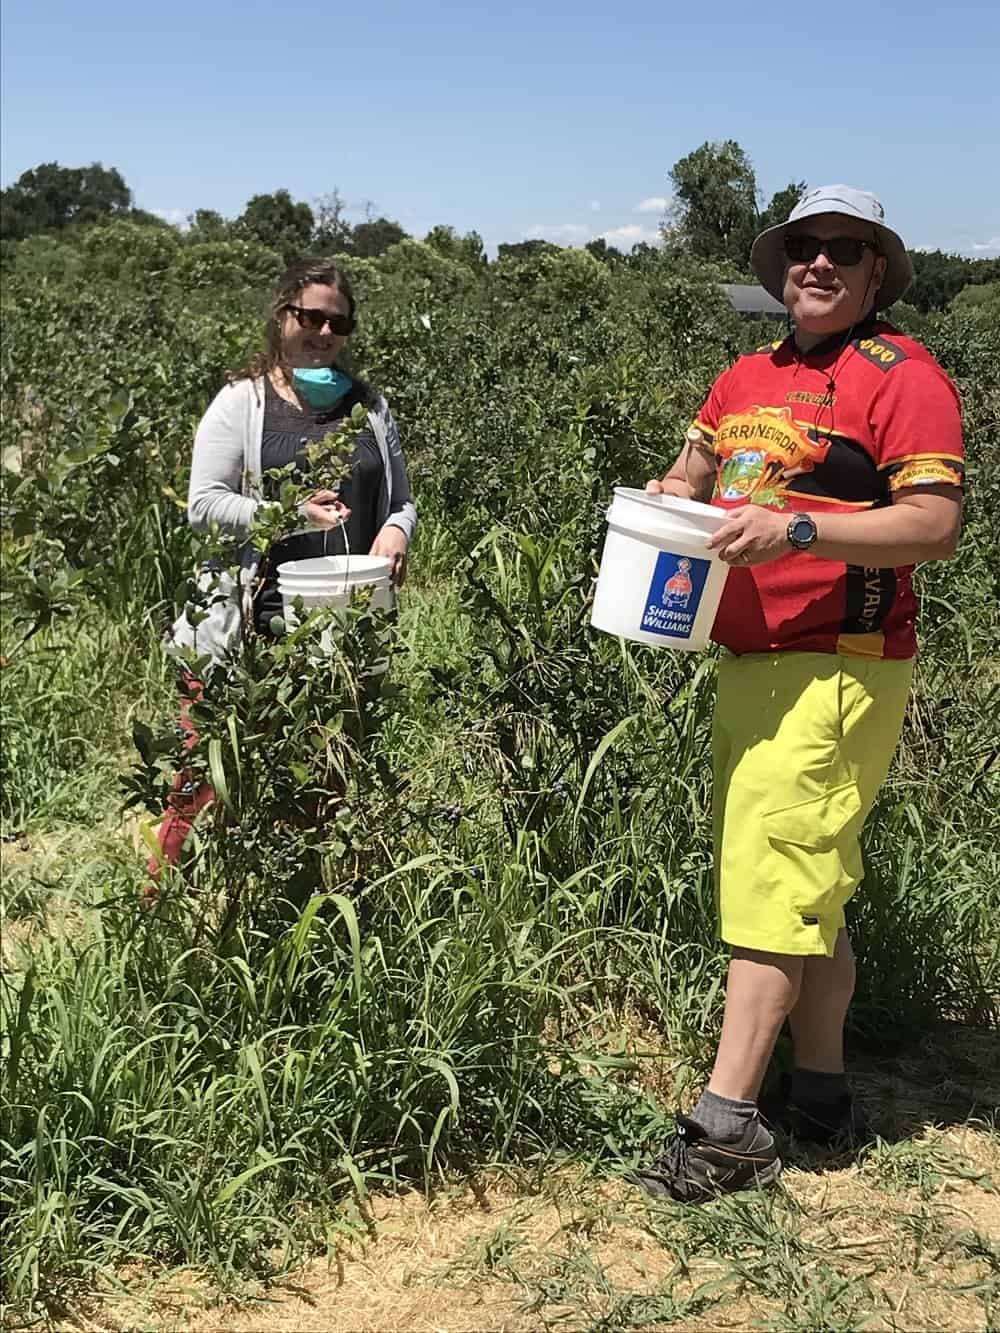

{"left": 187, "top": 376, "right": 417, "bottom": 542}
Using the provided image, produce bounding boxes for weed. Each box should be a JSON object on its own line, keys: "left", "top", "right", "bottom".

{"left": 860, "top": 1136, "right": 998, "bottom": 1200}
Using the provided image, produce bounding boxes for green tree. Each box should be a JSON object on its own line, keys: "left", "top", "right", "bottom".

{"left": 584, "top": 237, "right": 624, "bottom": 264}
{"left": 375, "top": 238, "right": 471, "bottom": 303}
{"left": 186, "top": 209, "right": 230, "bottom": 242}
{"left": 328, "top": 253, "right": 384, "bottom": 306}
{"left": 170, "top": 237, "right": 283, "bottom": 291}
{"left": 349, "top": 215, "right": 407, "bottom": 259}
{"left": 312, "top": 190, "right": 354, "bottom": 253}
{"left": 624, "top": 241, "right": 664, "bottom": 272}
{"left": 530, "top": 247, "right": 614, "bottom": 314}
{"left": 497, "top": 239, "right": 560, "bottom": 262}
{"left": 1, "top": 232, "right": 84, "bottom": 283}
{"left": 907, "top": 250, "right": 968, "bottom": 311}
{"left": 425, "top": 224, "right": 486, "bottom": 268}
{"left": 81, "top": 218, "right": 181, "bottom": 282}
{"left": 127, "top": 208, "right": 175, "bottom": 229}
{"left": 237, "top": 189, "right": 314, "bottom": 264}
{"left": 493, "top": 245, "right": 613, "bottom": 316}
{"left": 1, "top": 161, "right": 132, "bottom": 241}
{"left": 668, "top": 140, "right": 759, "bottom": 265}
{"left": 883, "top": 300, "right": 929, "bottom": 338}
{"left": 950, "top": 280, "right": 1000, "bottom": 314}
{"left": 756, "top": 180, "right": 807, "bottom": 233}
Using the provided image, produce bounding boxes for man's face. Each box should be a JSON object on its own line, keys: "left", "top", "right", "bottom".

{"left": 782, "top": 213, "right": 888, "bottom": 335}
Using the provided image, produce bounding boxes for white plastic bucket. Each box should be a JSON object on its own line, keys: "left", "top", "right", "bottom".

{"left": 277, "top": 554, "right": 395, "bottom": 623}
{"left": 276, "top": 555, "right": 391, "bottom": 585}
{"left": 591, "top": 489, "right": 730, "bottom": 651}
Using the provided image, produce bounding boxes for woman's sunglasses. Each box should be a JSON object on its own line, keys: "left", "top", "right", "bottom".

{"left": 283, "top": 304, "right": 355, "bottom": 335}
{"left": 783, "top": 234, "right": 878, "bottom": 267}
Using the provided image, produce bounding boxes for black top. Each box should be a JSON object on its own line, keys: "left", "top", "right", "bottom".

{"left": 255, "top": 376, "right": 384, "bottom": 632}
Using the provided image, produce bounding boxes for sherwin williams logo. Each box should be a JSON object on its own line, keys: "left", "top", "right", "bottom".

{"left": 641, "top": 553, "right": 711, "bottom": 639}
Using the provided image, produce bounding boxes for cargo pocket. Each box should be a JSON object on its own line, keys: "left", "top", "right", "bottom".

{"left": 762, "top": 782, "right": 864, "bottom": 921}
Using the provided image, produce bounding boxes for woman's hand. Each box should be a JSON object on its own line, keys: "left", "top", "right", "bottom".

{"left": 369, "top": 524, "right": 409, "bottom": 586}
{"left": 707, "top": 505, "right": 790, "bottom": 566}
{"left": 302, "top": 489, "right": 352, "bottom": 530}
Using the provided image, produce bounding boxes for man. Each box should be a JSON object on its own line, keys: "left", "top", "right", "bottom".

{"left": 632, "top": 186, "right": 965, "bottom": 1200}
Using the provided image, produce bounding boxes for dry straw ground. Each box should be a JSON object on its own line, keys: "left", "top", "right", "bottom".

{"left": 53, "top": 1030, "right": 998, "bottom": 1333}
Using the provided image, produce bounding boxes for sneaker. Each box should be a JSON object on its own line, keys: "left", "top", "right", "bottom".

{"left": 628, "top": 1114, "right": 782, "bottom": 1202}
{"left": 759, "top": 1073, "right": 873, "bottom": 1149}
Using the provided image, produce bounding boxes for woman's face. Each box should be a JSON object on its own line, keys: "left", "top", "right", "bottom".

{"left": 279, "top": 282, "right": 352, "bottom": 368}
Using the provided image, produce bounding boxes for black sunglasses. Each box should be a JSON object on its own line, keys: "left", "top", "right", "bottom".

{"left": 283, "top": 304, "right": 354, "bottom": 335}
{"left": 783, "top": 233, "right": 878, "bottom": 266}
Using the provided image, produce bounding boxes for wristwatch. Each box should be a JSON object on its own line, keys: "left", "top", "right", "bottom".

{"left": 786, "top": 512, "right": 818, "bottom": 551}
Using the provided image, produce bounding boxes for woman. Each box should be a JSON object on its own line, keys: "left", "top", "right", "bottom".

{"left": 146, "top": 258, "right": 416, "bottom": 896}
{"left": 190, "top": 257, "right": 415, "bottom": 620}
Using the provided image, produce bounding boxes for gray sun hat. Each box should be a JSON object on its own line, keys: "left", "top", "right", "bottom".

{"left": 750, "top": 185, "right": 913, "bottom": 310}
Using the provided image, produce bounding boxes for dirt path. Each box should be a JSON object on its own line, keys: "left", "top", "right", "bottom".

{"left": 61, "top": 1118, "right": 998, "bottom": 1333}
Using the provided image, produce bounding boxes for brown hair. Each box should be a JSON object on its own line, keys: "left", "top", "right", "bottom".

{"left": 228, "top": 258, "right": 357, "bottom": 383}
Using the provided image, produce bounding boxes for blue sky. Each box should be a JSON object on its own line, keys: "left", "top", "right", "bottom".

{"left": 3, "top": 0, "right": 999, "bottom": 257}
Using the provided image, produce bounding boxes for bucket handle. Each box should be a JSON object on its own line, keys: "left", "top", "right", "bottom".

{"left": 682, "top": 426, "right": 716, "bottom": 501}
{"left": 322, "top": 501, "right": 351, "bottom": 593}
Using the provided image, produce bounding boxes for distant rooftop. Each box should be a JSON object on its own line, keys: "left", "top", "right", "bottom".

{"left": 720, "top": 283, "right": 786, "bottom": 316}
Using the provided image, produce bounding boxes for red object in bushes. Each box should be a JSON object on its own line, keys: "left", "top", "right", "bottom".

{"left": 142, "top": 676, "right": 215, "bottom": 905}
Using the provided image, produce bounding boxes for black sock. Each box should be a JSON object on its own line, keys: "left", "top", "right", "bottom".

{"left": 790, "top": 1067, "right": 850, "bottom": 1105}
{"left": 691, "top": 1088, "right": 758, "bottom": 1143}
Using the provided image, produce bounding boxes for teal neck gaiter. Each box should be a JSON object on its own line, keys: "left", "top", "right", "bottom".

{"left": 293, "top": 366, "right": 352, "bottom": 409}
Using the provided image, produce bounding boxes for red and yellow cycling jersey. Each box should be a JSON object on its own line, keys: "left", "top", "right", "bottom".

{"left": 692, "top": 319, "right": 964, "bottom": 659}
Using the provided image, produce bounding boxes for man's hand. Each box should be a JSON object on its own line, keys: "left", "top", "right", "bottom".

{"left": 707, "top": 505, "right": 790, "bottom": 566}
{"left": 369, "top": 524, "right": 409, "bottom": 586}
{"left": 645, "top": 477, "right": 697, "bottom": 499}
{"left": 302, "top": 489, "right": 352, "bottom": 530}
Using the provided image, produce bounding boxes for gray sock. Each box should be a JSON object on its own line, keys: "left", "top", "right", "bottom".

{"left": 791, "top": 1067, "right": 850, "bottom": 1104}
{"left": 691, "top": 1088, "right": 758, "bottom": 1143}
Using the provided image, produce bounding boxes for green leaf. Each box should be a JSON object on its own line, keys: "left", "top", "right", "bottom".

{"left": 421, "top": 1055, "right": 460, "bottom": 1114}
{"left": 5, "top": 964, "right": 36, "bottom": 1098}
{"left": 208, "top": 737, "right": 235, "bottom": 815}
{"left": 213, "top": 1152, "right": 293, "bottom": 1207}
{"left": 329, "top": 892, "right": 363, "bottom": 1000}
{"left": 574, "top": 713, "right": 638, "bottom": 824}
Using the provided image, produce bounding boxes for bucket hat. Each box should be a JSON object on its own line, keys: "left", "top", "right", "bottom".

{"left": 750, "top": 185, "right": 913, "bottom": 310}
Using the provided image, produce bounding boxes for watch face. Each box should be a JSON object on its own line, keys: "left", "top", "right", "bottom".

{"left": 790, "top": 515, "right": 816, "bottom": 547}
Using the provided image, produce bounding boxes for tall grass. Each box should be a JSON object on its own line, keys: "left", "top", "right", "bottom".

{"left": 3, "top": 559, "right": 997, "bottom": 1313}
{"left": 0, "top": 607, "right": 173, "bottom": 829}
{"left": 2, "top": 269, "right": 998, "bottom": 1316}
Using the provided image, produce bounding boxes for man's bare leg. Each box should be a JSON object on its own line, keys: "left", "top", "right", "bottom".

{"left": 706, "top": 948, "right": 805, "bottom": 1102}
{"left": 787, "top": 927, "right": 855, "bottom": 1073}
{"left": 630, "top": 950, "right": 790, "bottom": 1198}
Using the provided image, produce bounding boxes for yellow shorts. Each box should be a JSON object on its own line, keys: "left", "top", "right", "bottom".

{"left": 713, "top": 651, "right": 913, "bottom": 958}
